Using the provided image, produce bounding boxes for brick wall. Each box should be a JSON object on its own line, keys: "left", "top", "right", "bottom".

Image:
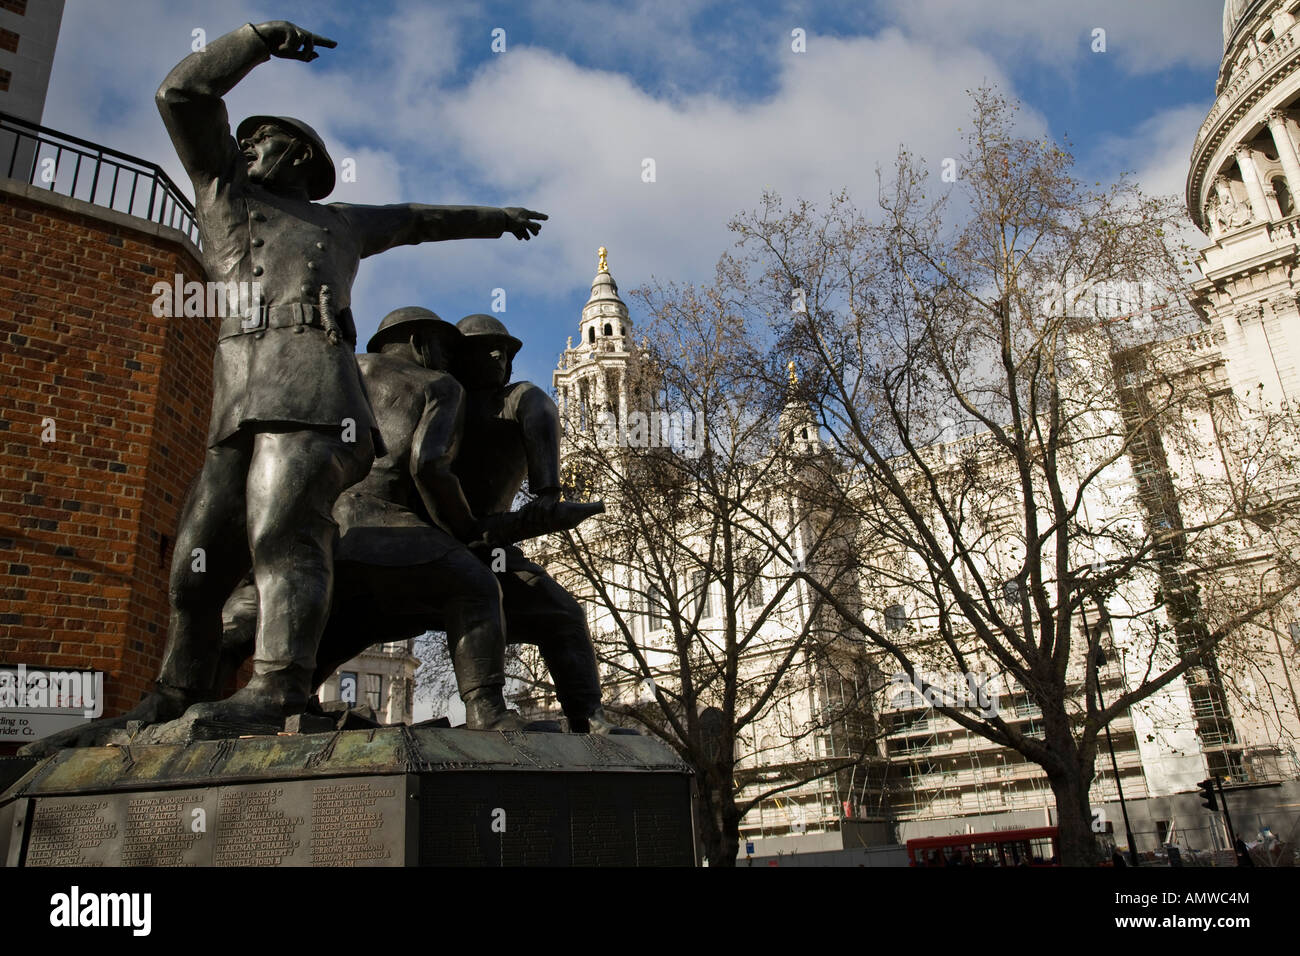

{"left": 0, "top": 185, "right": 214, "bottom": 726}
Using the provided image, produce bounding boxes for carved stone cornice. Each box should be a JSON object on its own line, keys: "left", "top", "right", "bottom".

{"left": 1235, "top": 302, "right": 1265, "bottom": 323}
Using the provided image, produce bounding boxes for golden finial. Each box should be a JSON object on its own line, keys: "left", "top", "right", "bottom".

{"left": 597, "top": 246, "right": 609, "bottom": 274}
{"left": 787, "top": 360, "right": 798, "bottom": 386}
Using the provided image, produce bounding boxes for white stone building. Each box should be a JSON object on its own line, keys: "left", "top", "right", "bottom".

{"left": 531, "top": 232, "right": 1300, "bottom": 858}
{"left": 514, "top": 2, "right": 1300, "bottom": 857}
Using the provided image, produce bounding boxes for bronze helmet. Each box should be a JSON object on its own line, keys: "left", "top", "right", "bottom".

{"left": 456, "top": 313, "right": 522, "bottom": 358}
{"left": 367, "top": 307, "right": 462, "bottom": 354}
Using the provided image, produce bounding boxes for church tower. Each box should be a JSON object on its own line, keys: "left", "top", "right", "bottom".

{"left": 778, "top": 361, "right": 825, "bottom": 457}
{"left": 554, "top": 247, "right": 637, "bottom": 443}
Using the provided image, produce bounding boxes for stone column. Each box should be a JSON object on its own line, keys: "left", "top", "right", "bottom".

{"left": 1235, "top": 143, "right": 1271, "bottom": 220}
{"left": 1266, "top": 110, "right": 1300, "bottom": 205}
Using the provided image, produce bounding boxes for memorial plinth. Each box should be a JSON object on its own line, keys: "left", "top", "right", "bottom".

{"left": 0, "top": 728, "right": 697, "bottom": 866}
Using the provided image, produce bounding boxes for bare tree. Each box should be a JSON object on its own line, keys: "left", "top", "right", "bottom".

{"left": 523, "top": 279, "right": 882, "bottom": 866}
{"left": 726, "top": 89, "right": 1300, "bottom": 865}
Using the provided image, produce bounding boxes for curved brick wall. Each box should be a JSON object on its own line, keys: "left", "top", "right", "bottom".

{"left": 0, "top": 182, "right": 214, "bottom": 732}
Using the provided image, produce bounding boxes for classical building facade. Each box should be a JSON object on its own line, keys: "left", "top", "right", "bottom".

{"left": 316, "top": 641, "right": 418, "bottom": 726}
{"left": 534, "top": 251, "right": 881, "bottom": 849}
{"left": 1189, "top": 0, "right": 1300, "bottom": 412}
{"left": 515, "top": 2, "right": 1300, "bottom": 860}
{"left": 536, "top": 204, "right": 1300, "bottom": 858}
{"left": 1180, "top": 0, "right": 1300, "bottom": 783}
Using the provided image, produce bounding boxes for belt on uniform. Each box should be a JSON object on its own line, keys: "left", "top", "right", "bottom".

{"left": 219, "top": 302, "right": 356, "bottom": 346}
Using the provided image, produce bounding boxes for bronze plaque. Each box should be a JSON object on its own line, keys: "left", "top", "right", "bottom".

{"left": 21, "top": 776, "right": 410, "bottom": 867}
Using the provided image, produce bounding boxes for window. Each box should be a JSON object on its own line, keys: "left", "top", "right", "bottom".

{"left": 1002, "top": 580, "right": 1021, "bottom": 605}
{"left": 692, "top": 571, "right": 712, "bottom": 617}
{"left": 364, "top": 673, "right": 382, "bottom": 711}
{"left": 603, "top": 323, "right": 613, "bottom": 336}
{"left": 1288, "top": 621, "right": 1300, "bottom": 645}
{"left": 588, "top": 327, "right": 595, "bottom": 343}
{"left": 885, "top": 604, "right": 908, "bottom": 631}
{"left": 647, "top": 586, "right": 666, "bottom": 630}
{"left": 1274, "top": 177, "right": 1294, "bottom": 216}
{"left": 745, "top": 558, "right": 763, "bottom": 609}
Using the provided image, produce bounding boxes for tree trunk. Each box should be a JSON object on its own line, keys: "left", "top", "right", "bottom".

{"left": 1036, "top": 696, "right": 1103, "bottom": 867}
{"left": 1047, "top": 768, "right": 1102, "bottom": 866}
{"left": 696, "top": 772, "right": 741, "bottom": 867}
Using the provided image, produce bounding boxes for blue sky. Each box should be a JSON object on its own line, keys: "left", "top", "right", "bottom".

{"left": 43, "top": 0, "right": 1227, "bottom": 389}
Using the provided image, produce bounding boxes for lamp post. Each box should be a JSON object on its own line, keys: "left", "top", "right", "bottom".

{"left": 1083, "top": 607, "right": 1140, "bottom": 866}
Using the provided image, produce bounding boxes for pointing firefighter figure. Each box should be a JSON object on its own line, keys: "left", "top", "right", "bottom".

{"left": 23, "top": 20, "right": 546, "bottom": 751}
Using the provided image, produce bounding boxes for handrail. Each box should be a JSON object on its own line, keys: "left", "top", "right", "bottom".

{"left": 0, "top": 110, "right": 199, "bottom": 246}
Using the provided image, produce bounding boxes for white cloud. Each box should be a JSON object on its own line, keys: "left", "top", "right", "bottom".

{"left": 1089, "top": 102, "right": 1212, "bottom": 252}
{"left": 38, "top": 1, "right": 1208, "bottom": 384}
{"left": 1111, "top": 103, "right": 1208, "bottom": 200}
{"left": 877, "top": 0, "right": 1224, "bottom": 75}
{"left": 430, "top": 30, "right": 1040, "bottom": 292}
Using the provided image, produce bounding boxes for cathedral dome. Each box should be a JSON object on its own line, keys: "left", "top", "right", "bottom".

{"left": 1222, "top": 0, "right": 1263, "bottom": 50}
{"left": 1188, "top": 1, "right": 1300, "bottom": 232}
{"left": 1224, "top": 0, "right": 1269, "bottom": 50}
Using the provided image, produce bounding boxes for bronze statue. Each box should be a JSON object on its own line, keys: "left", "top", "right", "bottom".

{"left": 301, "top": 313, "right": 619, "bottom": 732}
{"left": 21, "top": 20, "right": 547, "bottom": 753}
{"left": 214, "top": 310, "right": 614, "bottom": 732}
{"left": 222, "top": 309, "right": 539, "bottom": 731}
{"left": 448, "top": 315, "right": 625, "bottom": 733}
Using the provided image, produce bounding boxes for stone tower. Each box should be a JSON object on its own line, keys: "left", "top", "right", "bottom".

{"left": 554, "top": 247, "right": 637, "bottom": 443}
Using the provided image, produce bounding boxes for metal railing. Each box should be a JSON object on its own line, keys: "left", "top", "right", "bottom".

{"left": 0, "top": 110, "right": 199, "bottom": 245}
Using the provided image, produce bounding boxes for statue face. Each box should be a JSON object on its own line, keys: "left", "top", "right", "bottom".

{"left": 413, "top": 328, "right": 446, "bottom": 372}
{"left": 240, "top": 123, "right": 311, "bottom": 193}
{"left": 462, "top": 341, "right": 510, "bottom": 389}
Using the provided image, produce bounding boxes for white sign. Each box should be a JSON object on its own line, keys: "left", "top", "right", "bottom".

{"left": 0, "top": 710, "right": 91, "bottom": 743}
{"left": 0, "top": 664, "right": 104, "bottom": 742}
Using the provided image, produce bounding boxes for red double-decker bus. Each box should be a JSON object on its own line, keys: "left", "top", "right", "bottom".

{"left": 906, "top": 827, "right": 1060, "bottom": 867}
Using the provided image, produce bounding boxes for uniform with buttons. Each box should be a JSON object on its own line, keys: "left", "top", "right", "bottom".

{"left": 157, "top": 23, "right": 523, "bottom": 453}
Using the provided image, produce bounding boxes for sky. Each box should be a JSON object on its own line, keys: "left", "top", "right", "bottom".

{"left": 38, "top": 0, "right": 1231, "bottom": 391}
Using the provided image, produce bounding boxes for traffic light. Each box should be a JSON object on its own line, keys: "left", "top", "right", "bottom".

{"left": 1198, "top": 778, "right": 1218, "bottom": 812}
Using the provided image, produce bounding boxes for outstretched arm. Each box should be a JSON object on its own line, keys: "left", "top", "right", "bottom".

{"left": 155, "top": 21, "right": 335, "bottom": 186}
{"left": 334, "top": 204, "right": 548, "bottom": 258}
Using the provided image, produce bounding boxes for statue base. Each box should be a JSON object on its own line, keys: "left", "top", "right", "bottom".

{"left": 1, "top": 727, "right": 697, "bottom": 866}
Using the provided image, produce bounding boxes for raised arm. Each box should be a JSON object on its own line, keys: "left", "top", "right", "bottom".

{"left": 155, "top": 21, "right": 335, "bottom": 186}
{"left": 514, "top": 385, "right": 562, "bottom": 500}
{"left": 333, "top": 204, "right": 548, "bottom": 258}
{"left": 411, "top": 375, "right": 478, "bottom": 542}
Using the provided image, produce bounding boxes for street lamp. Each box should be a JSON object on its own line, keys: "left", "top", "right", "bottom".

{"left": 1087, "top": 629, "right": 1140, "bottom": 867}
